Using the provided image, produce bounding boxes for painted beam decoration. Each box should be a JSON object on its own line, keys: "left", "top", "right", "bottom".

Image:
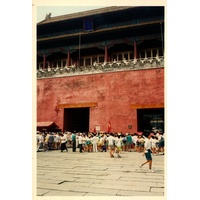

{"left": 130, "top": 103, "right": 164, "bottom": 109}
{"left": 57, "top": 102, "right": 98, "bottom": 109}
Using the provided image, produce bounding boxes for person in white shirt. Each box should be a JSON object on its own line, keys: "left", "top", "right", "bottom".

{"left": 115, "top": 134, "right": 122, "bottom": 158}
{"left": 132, "top": 133, "right": 138, "bottom": 151}
{"left": 78, "top": 133, "right": 83, "bottom": 153}
{"left": 99, "top": 135, "right": 104, "bottom": 152}
{"left": 150, "top": 135, "right": 158, "bottom": 155}
{"left": 60, "top": 133, "right": 67, "bottom": 152}
{"left": 56, "top": 133, "right": 61, "bottom": 150}
{"left": 92, "top": 134, "right": 99, "bottom": 152}
{"left": 36, "top": 132, "right": 40, "bottom": 151}
{"left": 139, "top": 133, "right": 155, "bottom": 173}
{"left": 67, "top": 132, "right": 72, "bottom": 148}
{"left": 157, "top": 132, "right": 164, "bottom": 155}
{"left": 76, "top": 134, "right": 79, "bottom": 148}
{"left": 37, "top": 132, "right": 44, "bottom": 152}
{"left": 63, "top": 132, "right": 68, "bottom": 152}
{"left": 106, "top": 133, "right": 116, "bottom": 158}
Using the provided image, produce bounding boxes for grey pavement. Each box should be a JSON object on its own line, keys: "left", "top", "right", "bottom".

{"left": 36, "top": 148, "right": 165, "bottom": 196}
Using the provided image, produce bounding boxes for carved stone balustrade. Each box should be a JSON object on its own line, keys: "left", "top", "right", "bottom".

{"left": 37, "top": 57, "right": 164, "bottom": 79}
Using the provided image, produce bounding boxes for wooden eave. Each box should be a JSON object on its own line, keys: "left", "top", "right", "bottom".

{"left": 37, "top": 20, "right": 164, "bottom": 42}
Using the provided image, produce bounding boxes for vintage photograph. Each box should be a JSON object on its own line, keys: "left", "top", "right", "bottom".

{"left": 35, "top": 2, "right": 165, "bottom": 198}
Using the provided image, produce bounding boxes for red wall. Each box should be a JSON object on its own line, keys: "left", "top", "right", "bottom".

{"left": 37, "top": 68, "right": 164, "bottom": 133}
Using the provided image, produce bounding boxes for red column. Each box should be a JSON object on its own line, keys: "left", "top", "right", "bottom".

{"left": 67, "top": 50, "right": 70, "bottom": 66}
{"left": 104, "top": 45, "right": 108, "bottom": 62}
{"left": 43, "top": 53, "right": 46, "bottom": 69}
{"left": 134, "top": 41, "right": 138, "bottom": 59}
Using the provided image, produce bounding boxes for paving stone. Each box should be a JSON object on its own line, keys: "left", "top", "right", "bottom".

{"left": 50, "top": 177, "right": 77, "bottom": 182}
{"left": 104, "top": 175, "right": 121, "bottom": 180}
{"left": 90, "top": 183, "right": 150, "bottom": 192}
{"left": 37, "top": 182, "right": 76, "bottom": 191}
{"left": 150, "top": 187, "right": 164, "bottom": 193}
{"left": 73, "top": 178, "right": 103, "bottom": 184}
{"left": 44, "top": 190, "right": 86, "bottom": 196}
{"left": 71, "top": 174, "right": 107, "bottom": 180}
{"left": 145, "top": 172, "right": 165, "bottom": 177}
{"left": 37, "top": 188, "right": 50, "bottom": 196}
{"left": 36, "top": 150, "right": 164, "bottom": 196}
{"left": 39, "top": 173, "right": 57, "bottom": 179}
{"left": 68, "top": 186, "right": 119, "bottom": 195}
{"left": 117, "top": 190, "right": 164, "bottom": 196}
{"left": 60, "top": 181, "right": 93, "bottom": 188}
{"left": 126, "top": 172, "right": 164, "bottom": 179}
{"left": 119, "top": 177, "right": 164, "bottom": 183}
{"left": 37, "top": 179, "right": 62, "bottom": 184}
{"left": 101, "top": 179, "right": 158, "bottom": 187}
{"left": 156, "top": 182, "right": 165, "bottom": 187}
{"left": 84, "top": 192, "right": 111, "bottom": 196}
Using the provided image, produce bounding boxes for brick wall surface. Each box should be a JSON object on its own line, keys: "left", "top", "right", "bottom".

{"left": 37, "top": 68, "right": 164, "bottom": 133}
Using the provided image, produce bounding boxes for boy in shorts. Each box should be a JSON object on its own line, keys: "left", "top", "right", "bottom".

{"left": 139, "top": 133, "right": 155, "bottom": 172}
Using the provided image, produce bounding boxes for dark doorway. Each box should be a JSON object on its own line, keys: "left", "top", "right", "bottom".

{"left": 137, "top": 108, "right": 164, "bottom": 133}
{"left": 64, "top": 107, "right": 90, "bottom": 132}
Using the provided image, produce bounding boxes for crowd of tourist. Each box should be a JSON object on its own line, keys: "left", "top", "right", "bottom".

{"left": 36, "top": 130, "right": 165, "bottom": 157}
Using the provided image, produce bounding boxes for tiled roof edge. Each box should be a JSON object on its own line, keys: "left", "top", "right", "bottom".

{"left": 37, "top": 6, "right": 133, "bottom": 25}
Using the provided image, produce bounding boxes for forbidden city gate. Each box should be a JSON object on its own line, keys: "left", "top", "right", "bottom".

{"left": 137, "top": 108, "right": 164, "bottom": 133}
{"left": 64, "top": 107, "right": 90, "bottom": 133}
{"left": 57, "top": 102, "right": 98, "bottom": 132}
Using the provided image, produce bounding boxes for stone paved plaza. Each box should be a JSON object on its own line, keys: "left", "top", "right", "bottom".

{"left": 36, "top": 148, "right": 165, "bottom": 196}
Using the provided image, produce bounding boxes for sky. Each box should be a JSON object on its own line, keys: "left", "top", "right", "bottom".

{"left": 37, "top": 6, "right": 106, "bottom": 23}
{"left": 35, "top": 0, "right": 166, "bottom": 23}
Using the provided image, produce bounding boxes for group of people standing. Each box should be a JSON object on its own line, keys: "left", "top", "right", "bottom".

{"left": 36, "top": 131, "right": 165, "bottom": 173}
{"left": 36, "top": 131, "right": 165, "bottom": 156}
{"left": 36, "top": 130, "right": 165, "bottom": 173}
